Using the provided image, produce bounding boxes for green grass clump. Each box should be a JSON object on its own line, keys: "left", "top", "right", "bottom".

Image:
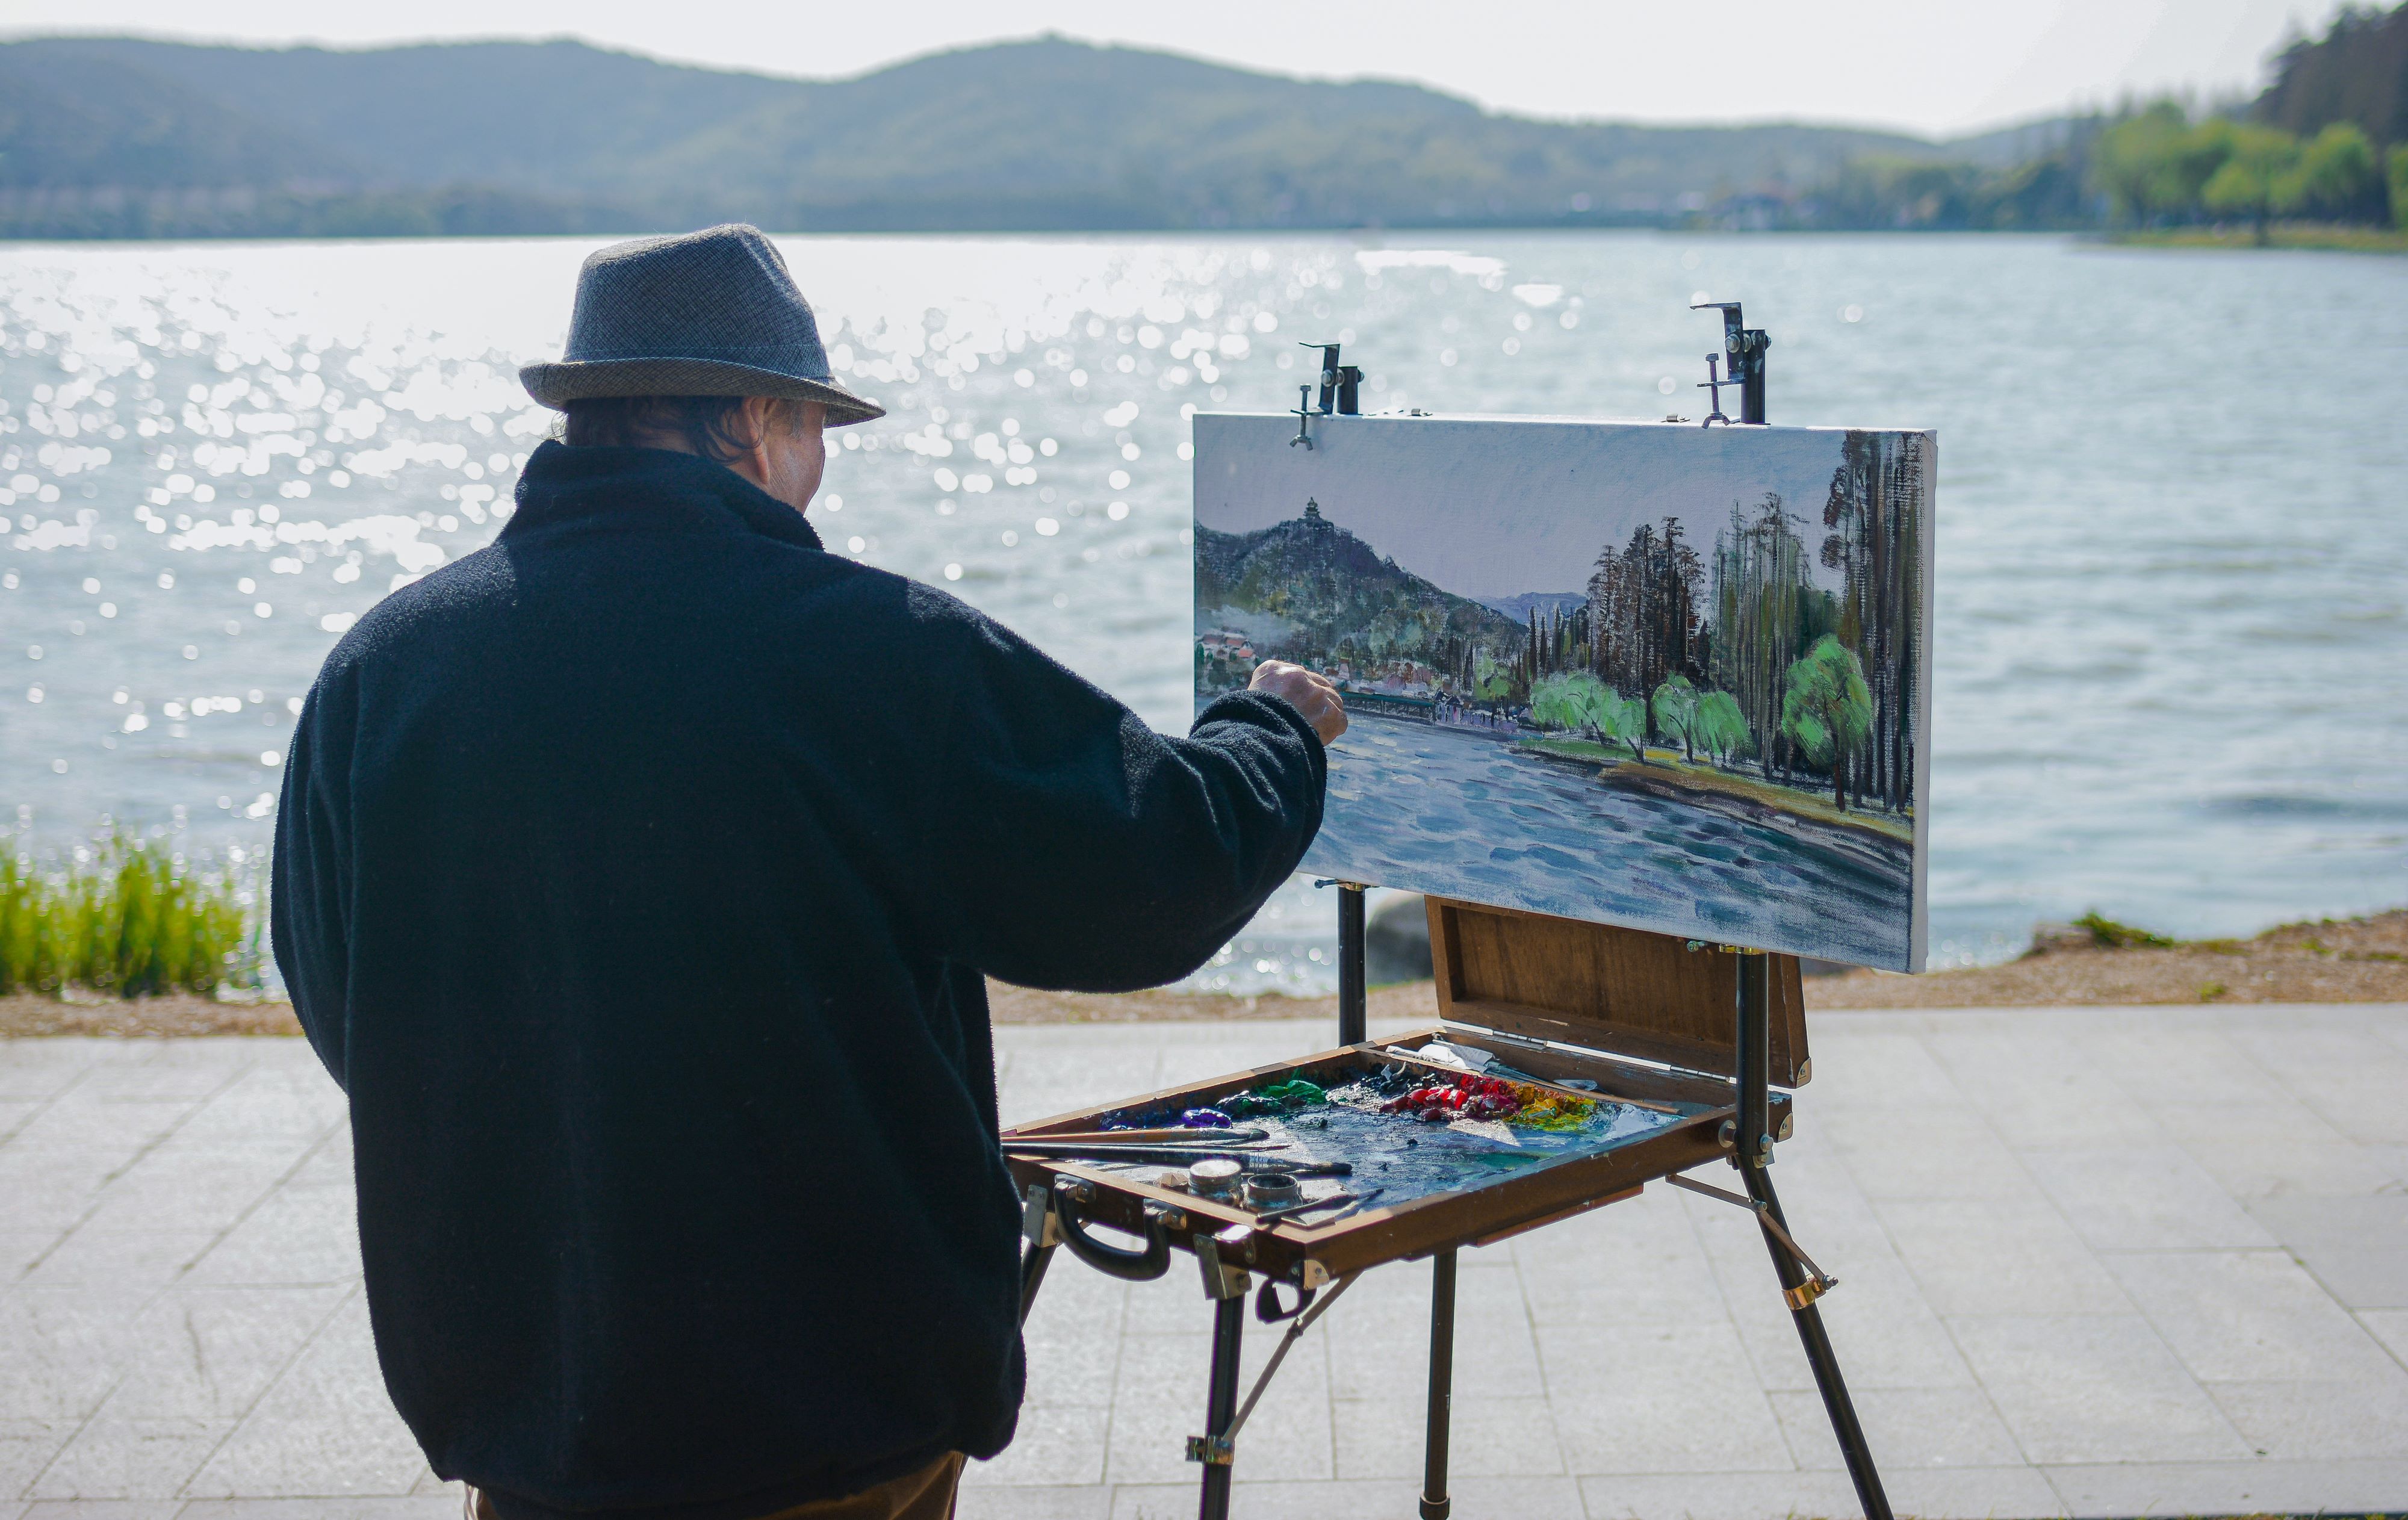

{"left": 0, "top": 851, "right": 61, "bottom": 994}
{"left": 2073, "top": 910, "right": 2179, "bottom": 950}
{"left": 0, "top": 836, "right": 261, "bottom": 999}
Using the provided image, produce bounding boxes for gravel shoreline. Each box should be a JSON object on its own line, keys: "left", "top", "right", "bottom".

{"left": 5, "top": 911, "right": 2397, "bottom": 1037}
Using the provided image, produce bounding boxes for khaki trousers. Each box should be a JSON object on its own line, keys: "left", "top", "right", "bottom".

{"left": 466, "top": 1453, "right": 964, "bottom": 1520}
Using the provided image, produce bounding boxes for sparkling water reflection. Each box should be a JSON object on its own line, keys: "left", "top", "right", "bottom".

{"left": 2, "top": 234, "right": 2401, "bottom": 993}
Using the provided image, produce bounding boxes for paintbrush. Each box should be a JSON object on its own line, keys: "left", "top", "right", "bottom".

{"left": 1002, "top": 1140, "right": 1284, "bottom": 1161}
{"left": 1251, "top": 1188, "right": 1383, "bottom": 1224}
{"left": 1007, "top": 1127, "right": 1269, "bottom": 1146}
{"left": 1003, "top": 1141, "right": 1348, "bottom": 1176}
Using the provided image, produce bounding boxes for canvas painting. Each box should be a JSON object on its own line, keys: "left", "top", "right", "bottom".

{"left": 1193, "top": 413, "right": 1935, "bottom": 971}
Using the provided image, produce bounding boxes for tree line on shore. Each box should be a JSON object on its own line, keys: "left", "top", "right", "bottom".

{"left": 1742, "top": 1, "right": 2408, "bottom": 234}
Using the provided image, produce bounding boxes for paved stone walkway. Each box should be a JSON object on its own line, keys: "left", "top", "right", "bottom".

{"left": 5, "top": 1004, "right": 2407, "bottom": 1518}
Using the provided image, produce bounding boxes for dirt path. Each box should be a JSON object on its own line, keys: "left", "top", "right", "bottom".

{"left": 6, "top": 911, "right": 2398, "bottom": 1037}
{"left": 1807, "top": 909, "right": 2407, "bottom": 1008}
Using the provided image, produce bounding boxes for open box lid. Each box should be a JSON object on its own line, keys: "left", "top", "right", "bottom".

{"left": 1424, "top": 897, "right": 1810, "bottom": 1088}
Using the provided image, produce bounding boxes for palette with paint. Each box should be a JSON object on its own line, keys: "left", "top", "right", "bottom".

{"left": 1002, "top": 898, "right": 1808, "bottom": 1286}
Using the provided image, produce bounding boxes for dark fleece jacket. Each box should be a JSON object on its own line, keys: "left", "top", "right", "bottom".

{"left": 272, "top": 441, "right": 1325, "bottom": 1519}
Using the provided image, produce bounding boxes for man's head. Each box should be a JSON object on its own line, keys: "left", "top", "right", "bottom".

{"left": 519, "top": 225, "right": 881, "bottom": 513}
{"left": 562, "top": 394, "right": 828, "bottom": 513}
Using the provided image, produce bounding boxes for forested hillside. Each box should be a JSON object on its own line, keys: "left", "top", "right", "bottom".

{"left": 0, "top": 34, "right": 1966, "bottom": 238}
{"left": 2258, "top": 4, "right": 2408, "bottom": 147}
{"left": 7, "top": 8, "right": 2402, "bottom": 241}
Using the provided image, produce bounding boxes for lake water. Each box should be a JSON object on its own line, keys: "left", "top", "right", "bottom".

{"left": 3, "top": 232, "right": 2402, "bottom": 992}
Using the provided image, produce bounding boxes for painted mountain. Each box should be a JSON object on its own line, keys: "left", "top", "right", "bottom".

{"left": 1195, "top": 498, "right": 1524, "bottom": 695}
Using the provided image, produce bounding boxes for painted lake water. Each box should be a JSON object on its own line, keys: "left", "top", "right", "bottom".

{"left": 2, "top": 232, "right": 2402, "bottom": 991}
{"left": 1309, "top": 714, "right": 1913, "bottom": 969}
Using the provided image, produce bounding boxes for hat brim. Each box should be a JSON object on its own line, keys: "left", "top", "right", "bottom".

{"left": 519, "top": 356, "right": 884, "bottom": 426}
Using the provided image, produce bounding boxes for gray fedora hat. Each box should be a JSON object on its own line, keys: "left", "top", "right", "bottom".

{"left": 520, "top": 224, "right": 885, "bottom": 426}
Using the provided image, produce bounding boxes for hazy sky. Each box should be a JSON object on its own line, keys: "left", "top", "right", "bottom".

{"left": 1194, "top": 414, "right": 1860, "bottom": 603}
{"left": 4, "top": 0, "right": 2345, "bottom": 138}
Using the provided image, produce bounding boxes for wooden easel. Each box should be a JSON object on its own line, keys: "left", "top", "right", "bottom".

{"left": 1338, "top": 884, "right": 1893, "bottom": 1520}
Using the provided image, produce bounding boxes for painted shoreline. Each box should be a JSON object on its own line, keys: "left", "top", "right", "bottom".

{"left": 1329, "top": 700, "right": 1916, "bottom": 859}
{"left": 1308, "top": 711, "right": 1914, "bottom": 967}
{"left": 1512, "top": 740, "right": 1913, "bottom": 859}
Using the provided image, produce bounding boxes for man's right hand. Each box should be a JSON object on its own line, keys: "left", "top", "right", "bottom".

{"left": 1248, "top": 660, "right": 1347, "bottom": 746}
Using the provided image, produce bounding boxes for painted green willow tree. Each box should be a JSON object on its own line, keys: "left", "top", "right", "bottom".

{"left": 1781, "top": 636, "right": 1875, "bottom": 810}
{"left": 1530, "top": 671, "right": 1607, "bottom": 734}
{"left": 1650, "top": 674, "right": 1701, "bottom": 760}
{"left": 1530, "top": 671, "right": 1646, "bottom": 760}
{"left": 1695, "top": 690, "right": 1751, "bottom": 766}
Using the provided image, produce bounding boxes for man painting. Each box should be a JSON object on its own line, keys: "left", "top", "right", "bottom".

{"left": 273, "top": 225, "right": 1344, "bottom": 1520}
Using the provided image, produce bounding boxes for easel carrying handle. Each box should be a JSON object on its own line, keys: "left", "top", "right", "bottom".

{"left": 1049, "top": 1182, "right": 1173, "bottom": 1281}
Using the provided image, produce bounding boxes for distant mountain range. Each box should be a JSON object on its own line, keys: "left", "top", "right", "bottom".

{"left": 1477, "top": 591, "right": 1589, "bottom": 624}
{"left": 0, "top": 34, "right": 2057, "bottom": 239}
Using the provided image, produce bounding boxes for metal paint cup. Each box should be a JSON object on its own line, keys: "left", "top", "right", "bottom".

{"left": 1188, "top": 1158, "right": 1243, "bottom": 1200}
{"left": 1244, "top": 1170, "right": 1303, "bottom": 1209}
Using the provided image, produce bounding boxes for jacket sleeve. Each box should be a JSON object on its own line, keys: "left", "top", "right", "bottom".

{"left": 272, "top": 680, "right": 356, "bottom": 1090}
{"left": 906, "top": 589, "right": 1326, "bottom": 992}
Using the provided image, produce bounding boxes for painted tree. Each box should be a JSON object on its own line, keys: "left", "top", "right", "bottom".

{"left": 1695, "top": 690, "right": 1751, "bottom": 768}
{"left": 1708, "top": 492, "right": 1813, "bottom": 780}
{"left": 1650, "top": 675, "right": 1701, "bottom": 761}
{"left": 1593, "top": 690, "right": 1648, "bottom": 762}
{"left": 1586, "top": 516, "right": 1703, "bottom": 709}
{"left": 1530, "top": 671, "right": 1609, "bottom": 734}
{"left": 1820, "top": 430, "right": 1926, "bottom": 814}
{"left": 1780, "top": 636, "right": 1874, "bottom": 810}
{"left": 1469, "top": 648, "right": 1516, "bottom": 703}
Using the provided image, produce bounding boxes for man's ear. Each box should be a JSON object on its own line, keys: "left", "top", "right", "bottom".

{"left": 722, "top": 397, "right": 777, "bottom": 487}
{"left": 740, "top": 396, "right": 778, "bottom": 450}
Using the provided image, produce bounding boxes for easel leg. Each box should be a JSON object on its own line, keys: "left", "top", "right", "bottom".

{"left": 1420, "top": 1248, "right": 1457, "bottom": 1520}
{"left": 1337, "top": 883, "right": 1367, "bottom": 1047}
{"left": 1017, "top": 1241, "right": 1055, "bottom": 1326}
{"left": 1741, "top": 1166, "right": 1893, "bottom": 1520}
{"left": 1197, "top": 1293, "right": 1247, "bottom": 1520}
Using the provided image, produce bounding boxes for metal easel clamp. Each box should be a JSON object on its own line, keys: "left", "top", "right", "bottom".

{"left": 1689, "top": 299, "right": 1770, "bottom": 425}
{"left": 1667, "top": 1173, "right": 1840, "bottom": 1305}
{"left": 1256, "top": 1276, "right": 1318, "bottom": 1323}
{"left": 1020, "top": 1184, "right": 1060, "bottom": 1248}
{"left": 1196, "top": 1226, "right": 1253, "bottom": 1300}
{"left": 1185, "top": 1433, "right": 1237, "bottom": 1466}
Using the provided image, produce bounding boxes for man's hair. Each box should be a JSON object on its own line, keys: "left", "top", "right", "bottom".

{"left": 560, "top": 396, "right": 811, "bottom": 462}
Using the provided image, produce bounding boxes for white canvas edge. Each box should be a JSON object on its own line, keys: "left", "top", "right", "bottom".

{"left": 1909, "top": 431, "right": 1937, "bottom": 974}
{"left": 1196, "top": 410, "right": 1941, "bottom": 437}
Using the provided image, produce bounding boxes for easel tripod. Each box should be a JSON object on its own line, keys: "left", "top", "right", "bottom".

{"left": 1016, "top": 306, "right": 1893, "bottom": 1519}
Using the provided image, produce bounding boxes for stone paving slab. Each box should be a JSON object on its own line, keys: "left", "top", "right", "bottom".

{"left": 4, "top": 1004, "right": 2407, "bottom": 1518}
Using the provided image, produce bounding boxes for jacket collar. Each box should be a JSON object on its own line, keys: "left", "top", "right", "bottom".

{"left": 504, "top": 439, "right": 825, "bottom": 553}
